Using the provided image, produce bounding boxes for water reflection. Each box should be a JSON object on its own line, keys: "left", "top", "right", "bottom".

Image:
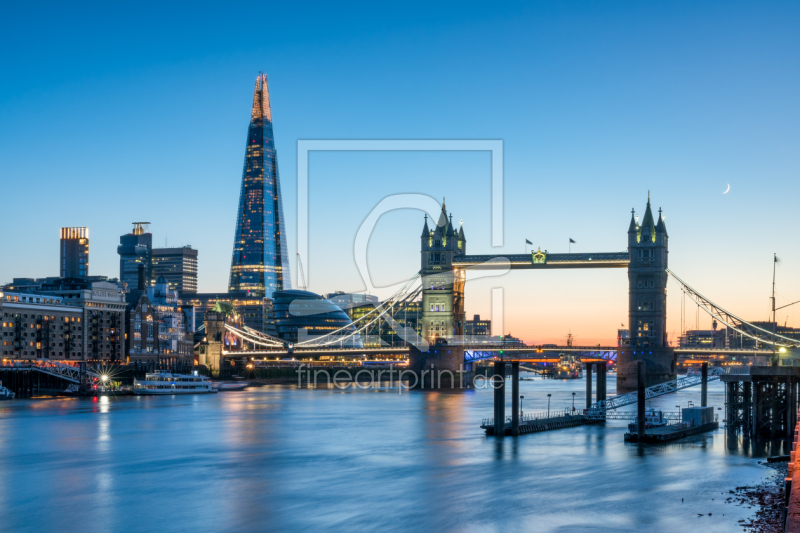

{"left": 0, "top": 378, "right": 783, "bottom": 532}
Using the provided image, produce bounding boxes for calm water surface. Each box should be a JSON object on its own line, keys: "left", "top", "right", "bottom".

{"left": 0, "top": 375, "right": 782, "bottom": 532}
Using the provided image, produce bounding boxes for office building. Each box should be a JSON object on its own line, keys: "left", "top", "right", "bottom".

{"left": 118, "top": 222, "right": 152, "bottom": 290}
{"left": 152, "top": 246, "right": 198, "bottom": 294}
{"left": 465, "top": 314, "right": 491, "bottom": 338}
{"left": 228, "top": 74, "right": 291, "bottom": 297}
{"left": 60, "top": 227, "right": 89, "bottom": 278}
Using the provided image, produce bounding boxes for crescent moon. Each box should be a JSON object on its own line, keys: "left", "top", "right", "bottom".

{"left": 723, "top": 183, "right": 730, "bottom": 194}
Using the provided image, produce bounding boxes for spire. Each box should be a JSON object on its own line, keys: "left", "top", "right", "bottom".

{"left": 640, "top": 197, "right": 656, "bottom": 243}
{"left": 260, "top": 73, "right": 272, "bottom": 122}
{"left": 655, "top": 207, "right": 668, "bottom": 236}
{"left": 436, "top": 203, "right": 448, "bottom": 231}
{"left": 421, "top": 214, "right": 430, "bottom": 237}
{"left": 251, "top": 75, "right": 263, "bottom": 121}
{"left": 458, "top": 219, "right": 466, "bottom": 241}
{"left": 628, "top": 208, "right": 637, "bottom": 233}
{"left": 250, "top": 74, "right": 273, "bottom": 123}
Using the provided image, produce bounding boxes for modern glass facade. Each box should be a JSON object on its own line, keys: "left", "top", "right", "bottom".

{"left": 229, "top": 74, "right": 291, "bottom": 298}
{"left": 269, "top": 290, "right": 362, "bottom": 347}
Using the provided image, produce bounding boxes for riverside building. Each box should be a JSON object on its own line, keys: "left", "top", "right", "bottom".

{"left": 0, "top": 291, "right": 82, "bottom": 359}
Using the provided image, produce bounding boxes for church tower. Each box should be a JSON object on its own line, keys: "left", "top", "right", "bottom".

{"left": 617, "top": 194, "right": 676, "bottom": 393}
{"left": 420, "top": 200, "right": 467, "bottom": 342}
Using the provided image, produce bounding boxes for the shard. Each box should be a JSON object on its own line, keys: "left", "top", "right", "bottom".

{"left": 229, "top": 74, "right": 291, "bottom": 297}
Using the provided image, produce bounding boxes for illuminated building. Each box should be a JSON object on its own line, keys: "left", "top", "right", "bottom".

{"left": 60, "top": 227, "right": 89, "bottom": 278}
{"left": 0, "top": 291, "right": 81, "bottom": 359}
{"left": 118, "top": 222, "right": 152, "bottom": 290}
{"left": 269, "top": 290, "right": 361, "bottom": 347}
{"left": 419, "top": 200, "right": 467, "bottom": 341}
{"left": 124, "top": 267, "right": 194, "bottom": 366}
{"left": 228, "top": 74, "right": 291, "bottom": 297}
{"left": 1, "top": 277, "right": 127, "bottom": 363}
{"left": 152, "top": 246, "right": 198, "bottom": 294}
{"left": 465, "top": 314, "right": 491, "bottom": 338}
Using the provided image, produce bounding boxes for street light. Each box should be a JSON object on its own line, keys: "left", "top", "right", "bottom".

{"left": 572, "top": 392, "right": 576, "bottom": 412}
{"left": 520, "top": 395, "right": 524, "bottom": 417}
{"left": 547, "top": 393, "right": 552, "bottom": 418}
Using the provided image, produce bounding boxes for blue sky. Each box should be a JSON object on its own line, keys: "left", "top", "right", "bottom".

{"left": 1, "top": 1, "right": 798, "bottom": 343}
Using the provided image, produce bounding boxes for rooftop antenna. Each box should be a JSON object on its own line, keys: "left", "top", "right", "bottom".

{"left": 297, "top": 253, "right": 307, "bottom": 290}
{"left": 772, "top": 253, "right": 777, "bottom": 364}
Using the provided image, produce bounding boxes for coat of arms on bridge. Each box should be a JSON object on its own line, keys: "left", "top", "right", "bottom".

{"left": 531, "top": 248, "right": 547, "bottom": 264}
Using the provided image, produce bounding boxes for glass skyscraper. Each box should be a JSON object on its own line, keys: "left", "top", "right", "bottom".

{"left": 229, "top": 73, "right": 291, "bottom": 298}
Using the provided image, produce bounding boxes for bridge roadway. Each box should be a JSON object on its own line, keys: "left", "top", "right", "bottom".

{"left": 452, "top": 252, "right": 630, "bottom": 269}
{"left": 224, "top": 343, "right": 774, "bottom": 360}
{"left": 221, "top": 344, "right": 615, "bottom": 360}
{"left": 222, "top": 344, "right": 618, "bottom": 361}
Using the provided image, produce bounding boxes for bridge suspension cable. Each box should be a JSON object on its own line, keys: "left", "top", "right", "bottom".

{"left": 220, "top": 273, "right": 423, "bottom": 349}
{"left": 300, "top": 283, "right": 423, "bottom": 347}
{"left": 667, "top": 269, "right": 800, "bottom": 349}
{"left": 296, "top": 273, "right": 422, "bottom": 347}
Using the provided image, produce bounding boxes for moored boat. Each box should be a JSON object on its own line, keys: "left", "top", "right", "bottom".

{"left": 212, "top": 382, "right": 249, "bottom": 391}
{"left": 134, "top": 371, "right": 216, "bottom": 395}
{"left": 0, "top": 381, "right": 15, "bottom": 400}
{"left": 627, "top": 408, "right": 668, "bottom": 433}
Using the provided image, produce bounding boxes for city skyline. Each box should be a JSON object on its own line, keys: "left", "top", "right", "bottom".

{"left": 1, "top": 2, "right": 799, "bottom": 345}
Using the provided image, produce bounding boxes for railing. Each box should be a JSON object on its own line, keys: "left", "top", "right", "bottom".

{"left": 0, "top": 359, "right": 100, "bottom": 384}
{"left": 482, "top": 408, "right": 580, "bottom": 427}
{"left": 584, "top": 367, "right": 724, "bottom": 417}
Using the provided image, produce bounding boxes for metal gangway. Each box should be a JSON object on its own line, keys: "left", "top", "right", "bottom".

{"left": 584, "top": 367, "right": 724, "bottom": 420}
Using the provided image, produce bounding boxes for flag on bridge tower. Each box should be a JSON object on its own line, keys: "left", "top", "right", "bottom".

{"left": 525, "top": 239, "right": 532, "bottom": 245}
{"left": 569, "top": 238, "right": 576, "bottom": 253}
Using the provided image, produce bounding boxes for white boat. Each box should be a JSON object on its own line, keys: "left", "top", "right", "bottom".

{"left": 212, "top": 381, "right": 249, "bottom": 392}
{"left": 133, "top": 371, "right": 216, "bottom": 395}
{"left": 627, "top": 408, "right": 668, "bottom": 433}
{"left": 0, "top": 381, "right": 14, "bottom": 400}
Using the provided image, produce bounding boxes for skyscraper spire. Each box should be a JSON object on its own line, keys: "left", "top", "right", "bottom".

{"left": 229, "top": 74, "right": 291, "bottom": 297}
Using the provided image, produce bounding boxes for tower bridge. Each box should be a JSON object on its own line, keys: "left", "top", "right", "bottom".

{"left": 211, "top": 194, "right": 800, "bottom": 394}
{"left": 414, "top": 196, "right": 671, "bottom": 393}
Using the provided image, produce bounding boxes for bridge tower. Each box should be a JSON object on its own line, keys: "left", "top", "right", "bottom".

{"left": 420, "top": 200, "right": 467, "bottom": 343}
{"left": 616, "top": 195, "right": 677, "bottom": 393}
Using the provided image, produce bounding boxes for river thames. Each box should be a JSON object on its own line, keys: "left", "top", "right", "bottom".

{"left": 0, "top": 375, "right": 782, "bottom": 532}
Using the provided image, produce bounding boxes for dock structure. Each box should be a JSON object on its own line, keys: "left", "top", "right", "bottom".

{"left": 722, "top": 366, "right": 800, "bottom": 438}
{"left": 485, "top": 360, "right": 608, "bottom": 437}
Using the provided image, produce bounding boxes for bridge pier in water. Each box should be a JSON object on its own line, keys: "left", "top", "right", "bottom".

{"left": 585, "top": 362, "right": 593, "bottom": 410}
{"left": 493, "top": 361, "right": 505, "bottom": 437}
{"left": 597, "top": 363, "right": 607, "bottom": 404}
{"left": 723, "top": 367, "right": 800, "bottom": 438}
